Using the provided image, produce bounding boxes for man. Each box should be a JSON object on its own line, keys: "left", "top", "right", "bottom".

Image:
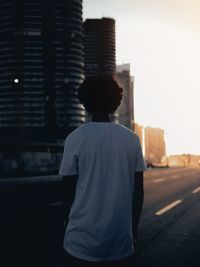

{"left": 59, "top": 75, "right": 146, "bottom": 266}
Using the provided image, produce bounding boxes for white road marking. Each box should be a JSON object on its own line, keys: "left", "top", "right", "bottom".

{"left": 172, "top": 174, "right": 180, "bottom": 179}
{"left": 155, "top": 200, "right": 182, "bottom": 216}
{"left": 154, "top": 178, "right": 165, "bottom": 183}
{"left": 192, "top": 187, "right": 200, "bottom": 194}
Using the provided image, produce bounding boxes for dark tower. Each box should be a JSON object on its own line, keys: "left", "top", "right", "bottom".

{"left": 0, "top": 0, "right": 85, "bottom": 147}
{"left": 83, "top": 17, "right": 117, "bottom": 122}
{"left": 83, "top": 18, "right": 116, "bottom": 77}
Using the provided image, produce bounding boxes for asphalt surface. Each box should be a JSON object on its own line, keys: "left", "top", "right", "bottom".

{"left": 1, "top": 167, "right": 200, "bottom": 267}
{"left": 0, "top": 177, "right": 64, "bottom": 267}
{"left": 137, "top": 166, "right": 200, "bottom": 267}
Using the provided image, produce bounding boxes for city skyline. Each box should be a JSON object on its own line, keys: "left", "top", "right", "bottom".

{"left": 83, "top": 0, "right": 200, "bottom": 155}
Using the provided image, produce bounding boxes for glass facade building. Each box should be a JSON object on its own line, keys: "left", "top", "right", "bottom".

{"left": 0, "top": 0, "right": 85, "bottom": 145}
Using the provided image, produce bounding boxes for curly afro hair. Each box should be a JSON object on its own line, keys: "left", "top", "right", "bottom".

{"left": 78, "top": 75, "right": 123, "bottom": 114}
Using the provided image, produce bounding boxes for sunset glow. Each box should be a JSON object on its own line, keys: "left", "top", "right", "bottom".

{"left": 84, "top": 0, "right": 200, "bottom": 155}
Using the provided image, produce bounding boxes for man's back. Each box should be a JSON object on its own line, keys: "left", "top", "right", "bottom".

{"left": 59, "top": 122, "right": 146, "bottom": 262}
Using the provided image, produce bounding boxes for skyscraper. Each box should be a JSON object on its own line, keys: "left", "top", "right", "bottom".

{"left": 83, "top": 17, "right": 116, "bottom": 121}
{"left": 0, "top": 0, "right": 85, "bottom": 145}
{"left": 145, "top": 127, "right": 166, "bottom": 164}
{"left": 116, "top": 64, "right": 134, "bottom": 128}
{"left": 83, "top": 18, "right": 116, "bottom": 77}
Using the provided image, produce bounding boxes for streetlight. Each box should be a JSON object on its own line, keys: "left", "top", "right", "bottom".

{"left": 14, "top": 78, "right": 19, "bottom": 83}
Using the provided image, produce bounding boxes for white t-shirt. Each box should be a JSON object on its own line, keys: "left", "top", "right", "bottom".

{"left": 59, "top": 122, "right": 146, "bottom": 262}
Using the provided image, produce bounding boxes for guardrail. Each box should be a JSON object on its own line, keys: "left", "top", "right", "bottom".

{"left": 0, "top": 175, "right": 62, "bottom": 186}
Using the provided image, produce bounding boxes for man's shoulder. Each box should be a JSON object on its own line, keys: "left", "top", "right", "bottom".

{"left": 65, "top": 123, "right": 92, "bottom": 139}
{"left": 65, "top": 122, "right": 140, "bottom": 141}
{"left": 64, "top": 125, "right": 84, "bottom": 142}
{"left": 115, "top": 123, "right": 139, "bottom": 139}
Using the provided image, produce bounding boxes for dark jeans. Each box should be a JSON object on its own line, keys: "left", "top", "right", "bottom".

{"left": 64, "top": 250, "right": 136, "bottom": 267}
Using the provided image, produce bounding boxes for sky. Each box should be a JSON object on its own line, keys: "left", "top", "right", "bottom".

{"left": 83, "top": 0, "right": 200, "bottom": 155}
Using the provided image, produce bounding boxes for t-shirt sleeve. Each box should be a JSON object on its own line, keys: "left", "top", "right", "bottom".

{"left": 59, "top": 136, "right": 79, "bottom": 176}
{"left": 135, "top": 138, "right": 147, "bottom": 172}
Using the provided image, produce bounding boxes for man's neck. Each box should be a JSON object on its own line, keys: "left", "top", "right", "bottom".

{"left": 91, "top": 114, "right": 111, "bottom": 122}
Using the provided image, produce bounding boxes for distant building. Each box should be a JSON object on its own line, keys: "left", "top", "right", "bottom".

{"left": 0, "top": 0, "right": 85, "bottom": 146}
{"left": 168, "top": 154, "right": 200, "bottom": 167}
{"left": 145, "top": 127, "right": 166, "bottom": 164}
{"left": 83, "top": 18, "right": 117, "bottom": 122}
{"left": 116, "top": 64, "right": 134, "bottom": 128}
{"left": 83, "top": 18, "right": 116, "bottom": 77}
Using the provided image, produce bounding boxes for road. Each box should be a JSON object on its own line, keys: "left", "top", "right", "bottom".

{"left": 1, "top": 167, "right": 200, "bottom": 267}
{"left": 137, "top": 166, "right": 200, "bottom": 267}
